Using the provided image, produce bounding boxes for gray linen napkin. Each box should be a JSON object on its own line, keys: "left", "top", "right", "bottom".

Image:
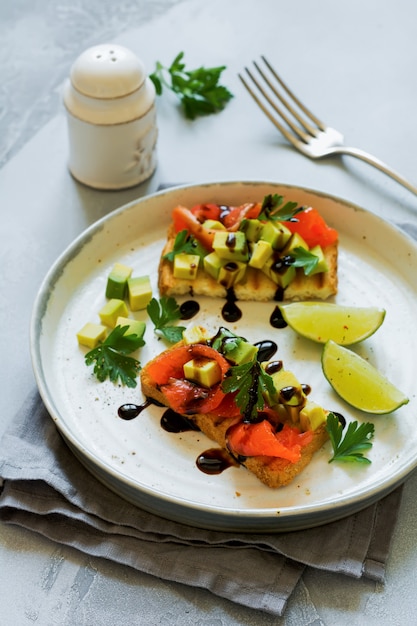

{"left": 0, "top": 388, "right": 403, "bottom": 617}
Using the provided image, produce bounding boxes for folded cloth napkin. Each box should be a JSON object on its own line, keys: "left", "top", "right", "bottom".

{"left": 0, "top": 389, "right": 403, "bottom": 617}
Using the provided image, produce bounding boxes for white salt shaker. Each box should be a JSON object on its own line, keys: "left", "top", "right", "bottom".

{"left": 63, "top": 44, "right": 157, "bottom": 189}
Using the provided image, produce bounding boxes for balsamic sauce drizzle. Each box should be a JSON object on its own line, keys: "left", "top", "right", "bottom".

{"left": 221, "top": 288, "right": 242, "bottom": 323}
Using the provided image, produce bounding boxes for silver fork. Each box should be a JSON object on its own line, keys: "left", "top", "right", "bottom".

{"left": 239, "top": 56, "right": 417, "bottom": 196}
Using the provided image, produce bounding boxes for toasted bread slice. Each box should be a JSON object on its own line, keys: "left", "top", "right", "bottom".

{"left": 159, "top": 225, "right": 338, "bottom": 302}
{"left": 140, "top": 342, "right": 329, "bottom": 488}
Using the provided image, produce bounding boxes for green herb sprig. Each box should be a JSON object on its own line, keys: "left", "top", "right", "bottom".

{"left": 84, "top": 325, "right": 144, "bottom": 388}
{"left": 221, "top": 358, "right": 278, "bottom": 422}
{"left": 326, "top": 412, "right": 375, "bottom": 464}
{"left": 290, "top": 247, "right": 321, "bottom": 276}
{"left": 150, "top": 51, "right": 233, "bottom": 120}
{"left": 147, "top": 296, "right": 185, "bottom": 343}
{"left": 163, "top": 230, "right": 205, "bottom": 263}
{"left": 258, "top": 194, "right": 302, "bottom": 222}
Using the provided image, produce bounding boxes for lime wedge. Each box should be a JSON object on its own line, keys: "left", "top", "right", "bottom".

{"left": 280, "top": 302, "right": 385, "bottom": 345}
{"left": 322, "top": 340, "right": 409, "bottom": 414}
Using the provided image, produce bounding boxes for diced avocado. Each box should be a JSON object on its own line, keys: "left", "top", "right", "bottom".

{"left": 115, "top": 316, "right": 146, "bottom": 340}
{"left": 212, "top": 230, "right": 249, "bottom": 262}
{"left": 183, "top": 325, "right": 209, "bottom": 345}
{"left": 281, "top": 232, "right": 309, "bottom": 255}
{"left": 260, "top": 221, "right": 292, "bottom": 250}
{"left": 249, "top": 240, "right": 273, "bottom": 269}
{"left": 218, "top": 261, "right": 247, "bottom": 289}
{"left": 203, "top": 251, "right": 227, "bottom": 280}
{"left": 307, "top": 245, "right": 328, "bottom": 275}
{"left": 127, "top": 275, "right": 152, "bottom": 311}
{"left": 173, "top": 253, "right": 200, "bottom": 280}
{"left": 105, "top": 262, "right": 133, "bottom": 299}
{"left": 77, "top": 322, "right": 107, "bottom": 348}
{"left": 183, "top": 357, "right": 222, "bottom": 388}
{"left": 239, "top": 218, "right": 263, "bottom": 242}
{"left": 299, "top": 400, "right": 327, "bottom": 431}
{"left": 202, "top": 219, "right": 225, "bottom": 231}
{"left": 99, "top": 299, "right": 129, "bottom": 327}
{"left": 262, "top": 256, "right": 296, "bottom": 288}
{"left": 225, "top": 340, "right": 258, "bottom": 365}
{"left": 271, "top": 369, "right": 306, "bottom": 407}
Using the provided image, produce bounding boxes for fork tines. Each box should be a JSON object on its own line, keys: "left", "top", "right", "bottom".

{"left": 238, "top": 56, "right": 325, "bottom": 146}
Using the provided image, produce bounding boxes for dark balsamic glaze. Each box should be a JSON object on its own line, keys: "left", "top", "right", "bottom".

{"left": 274, "top": 287, "right": 285, "bottom": 302}
{"left": 118, "top": 397, "right": 164, "bottom": 420}
{"left": 333, "top": 411, "right": 346, "bottom": 429}
{"left": 254, "top": 340, "right": 278, "bottom": 362}
{"left": 221, "top": 288, "right": 242, "bottom": 322}
{"left": 270, "top": 305, "right": 288, "bottom": 329}
{"left": 302, "top": 384, "right": 312, "bottom": 396}
{"left": 160, "top": 408, "right": 200, "bottom": 433}
{"left": 118, "top": 401, "right": 151, "bottom": 420}
{"left": 180, "top": 300, "right": 200, "bottom": 320}
{"left": 196, "top": 448, "right": 237, "bottom": 475}
{"left": 265, "top": 360, "right": 283, "bottom": 375}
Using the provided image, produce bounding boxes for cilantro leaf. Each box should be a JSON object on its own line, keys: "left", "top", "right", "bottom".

{"left": 149, "top": 51, "right": 233, "bottom": 120}
{"left": 326, "top": 412, "right": 374, "bottom": 464}
{"left": 290, "top": 247, "right": 320, "bottom": 276}
{"left": 163, "top": 230, "right": 206, "bottom": 263}
{"left": 222, "top": 359, "right": 278, "bottom": 422}
{"left": 84, "top": 325, "right": 143, "bottom": 387}
{"left": 257, "top": 194, "right": 302, "bottom": 222}
{"left": 147, "top": 296, "right": 186, "bottom": 343}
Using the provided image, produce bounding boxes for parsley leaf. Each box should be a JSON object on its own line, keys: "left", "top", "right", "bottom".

{"left": 221, "top": 358, "right": 278, "bottom": 422}
{"left": 326, "top": 412, "right": 375, "bottom": 464}
{"left": 84, "top": 325, "right": 143, "bottom": 388}
{"left": 149, "top": 51, "right": 233, "bottom": 120}
{"left": 257, "top": 194, "right": 302, "bottom": 222}
{"left": 163, "top": 230, "right": 205, "bottom": 263}
{"left": 290, "top": 247, "right": 320, "bottom": 276}
{"left": 147, "top": 296, "right": 186, "bottom": 343}
{"left": 210, "top": 327, "right": 243, "bottom": 354}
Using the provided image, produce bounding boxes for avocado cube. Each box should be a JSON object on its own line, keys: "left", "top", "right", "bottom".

{"left": 202, "top": 219, "right": 226, "bottom": 231}
{"left": 299, "top": 400, "right": 327, "bottom": 431}
{"left": 281, "top": 232, "right": 309, "bottom": 254}
{"left": 173, "top": 253, "right": 200, "bottom": 280}
{"left": 225, "top": 340, "right": 258, "bottom": 365}
{"left": 212, "top": 230, "right": 249, "bottom": 262}
{"left": 76, "top": 322, "right": 107, "bottom": 348}
{"left": 127, "top": 275, "right": 152, "bottom": 311}
{"left": 105, "top": 262, "right": 133, "bottom": 299}
{"left": 307, "top": 245, "right": 328, "bottom": 275}
{"left": 262, "top": 256, "right": 296, "bottom": 288}
{"left": 239, "top": 218, "right": 263, "bottom": 242}
{"left": 183, "top": 357, "right": 222, "bottom": 388}
{"left": 218, "top": 261, "right": 247, "bottom": 289}
{"left": 115, "top": 316, "right": 146, "bottom": 340}
{"left": 99, "top": 299, "right": 129, "bottom": 327}
{"left": 203, "top": 251, "right": 227, "bottom": 280}
{"left": 260, "top": 221, "right": 292, "bottom": 250}
{"left": 272, "top": 369, "right": 306, "bottom": 407}
{"left": 183, "top": 325, "right": 209, "bottom": 345}
{"left": 249, "top": 240, "right": 273, "bottom": 269}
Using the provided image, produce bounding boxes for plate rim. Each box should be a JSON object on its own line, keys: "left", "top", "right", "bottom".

{"left": 30, "top": 180, "right": 417, "bottom": 531}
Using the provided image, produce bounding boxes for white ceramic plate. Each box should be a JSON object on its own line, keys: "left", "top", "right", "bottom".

{"left": 31, "top": 181, "right": 417, "bottom": 532}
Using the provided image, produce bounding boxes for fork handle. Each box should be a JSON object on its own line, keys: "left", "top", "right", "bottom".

{"left": 330, "top": 146, "right": 417, "bottom": 196}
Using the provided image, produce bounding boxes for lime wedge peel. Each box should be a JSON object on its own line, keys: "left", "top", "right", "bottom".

{"left": 280, "top": 302, "right": 386, "bottom": 345}
{"left": 321, "top": 340, "right": 409, "bottom": 414}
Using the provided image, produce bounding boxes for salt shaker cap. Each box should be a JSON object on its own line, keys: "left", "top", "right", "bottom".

{"left": 70, "top": 44, "right": 146, "bottom": 99}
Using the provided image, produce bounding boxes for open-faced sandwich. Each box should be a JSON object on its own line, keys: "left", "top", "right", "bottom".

{"left": 140, "top": 326, "right": 330, "bottom": 488}
{"left": 158, "top": 194, "right": 338, "bottom": 302}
